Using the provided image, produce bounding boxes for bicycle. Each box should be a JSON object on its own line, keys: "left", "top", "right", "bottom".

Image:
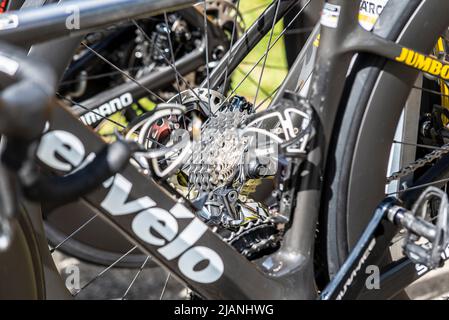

{"left": 1, "top": 0, "right": 449, "bottom": 300}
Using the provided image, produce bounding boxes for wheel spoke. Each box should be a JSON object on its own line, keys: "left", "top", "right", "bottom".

{"left": 203, "top": 0, "right": 212, "bottom": 109}
{"left": 252, "top": 0, "right": 281, "bottom": 106}
{"left": 236, "top": 67, "right": 271, "bottom": 97}
{"left": 255, "top": 83, "right": 281, "bottom": 111}
{"left": 73, "top": 245, "right": 138, "bottom": 296}
{"left": 241, "top": 61, "right": 286, "bottom": 70}
{"left": 222, "top": 0, "right": 242, "bottom": 95}
{"left": 159, "top": 272, "right": 171, "bottom": 300}
{"left": 121, "top": 255, "right": 151, "bottom": 300}
{"left": 387, "top": 177, "right": 449, "bottom": 196}
{"left": 130, "top": 19, "right": 202, "bottom": 102}
{"left": 393, "top": 140, "right": 449, "bottom": 151}
{"left": 413, "top": 85, "right": 449, "bottom": 98}
{"left": 223, "top": 0, "right": 311, "bottom": 105}
{"left": 163, "top": 12, "right": 183, "bottom": 104}
{"left": 60, "top": 67, "right": 143, "bottom": 86}
{"left": 49, "top": 214, "right": 98, "bottom": 254}
{"left": 80, "top": 42, "right": 166, "bottom": 103}
{"left": 274, "top": 27, "right": 314, "bottom": 36}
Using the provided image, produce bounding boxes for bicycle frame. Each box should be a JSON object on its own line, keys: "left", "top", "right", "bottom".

{"left": 1, "top": 0, "right": 449, "bottom": 299}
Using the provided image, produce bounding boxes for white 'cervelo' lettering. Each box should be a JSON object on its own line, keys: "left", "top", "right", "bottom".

{"left": 79, "top": 92, "right": 133, "bottom": 126}
{"left": 37, "top": 130, "right": 224, "bottom": 284}
{"left": 102, "top": 174, "right": 224, "bottom": 283}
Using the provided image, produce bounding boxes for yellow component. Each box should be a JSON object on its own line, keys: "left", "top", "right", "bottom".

{"left": 314, "top": 13, "right": 379, "bottom": 49}
{"left": 131, "top": 103, "right": 143, "bottom": 116}
{"left": 436, "top": 38, "right": 449, "bottom": 125}
{"left": 240, "top": 178, "right": 263, "bottom": 195}
{"left": 243, "top": 215, "right": 258, "bottom": 223}
{"left": 137, "top": 97, "right": 156, "bottom": 111}
{"left": 313, "top": 34, "right": 320, "bottom": 48}
{"left": 176, "top": 171, "right": 189, "bottom": 187}
{"left": 358, "top": 13, "right": 377, "bottom": 27}
{"left": 395, "top": 47, "right": 449, "bottom": 80}
{"left": 97, "top": 97, "right": 156, "bottom": 140}
{"left": 97, "top": 112, "right": 127, "bottom": 142}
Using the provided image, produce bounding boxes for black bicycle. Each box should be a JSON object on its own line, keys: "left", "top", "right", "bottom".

{"left": 1, "top": 0, "right": 449, "bottom": 300}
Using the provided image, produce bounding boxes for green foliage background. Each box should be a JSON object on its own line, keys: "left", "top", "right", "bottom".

{"left": 232, "top": 0, "right": 288, "bottom": 107}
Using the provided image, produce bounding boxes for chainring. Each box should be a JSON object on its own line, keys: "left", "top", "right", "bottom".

{"left": 218, "top": 219, "right": 281, "bottom": 260}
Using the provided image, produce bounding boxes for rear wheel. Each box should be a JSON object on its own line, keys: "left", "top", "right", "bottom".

{"left": 283, "top": 0, "right": 322, "bottom": 68}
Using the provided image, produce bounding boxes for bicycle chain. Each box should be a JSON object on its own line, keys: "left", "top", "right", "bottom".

{"left": 387, "top": 143, "right": 449, "bottom": 183}
{"left": 220, "top": 217, "right": 281, "bottom": 258}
